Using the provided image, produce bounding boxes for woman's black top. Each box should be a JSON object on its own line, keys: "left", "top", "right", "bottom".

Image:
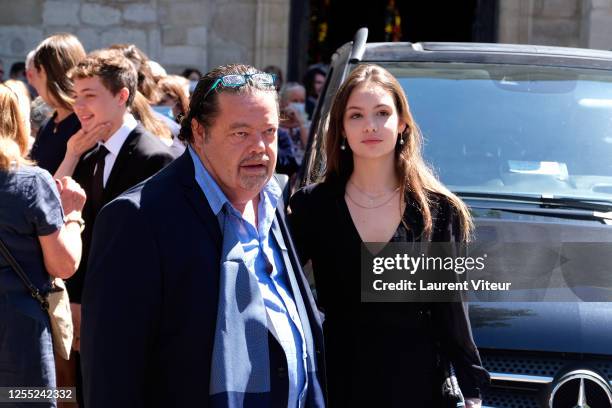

{"left": 30, "top": 112, "right": 81, "bottom": 174}
{"left": 289, "top": 179, "right": 489, "bottom": 408}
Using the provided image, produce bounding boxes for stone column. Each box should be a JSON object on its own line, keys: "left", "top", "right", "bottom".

{"left": 254, "top": 0, "right": 290, "bottom": 72}
{"left": 531, "top": 0, "right": 581, "bottom": 47}
{"left": 158, "top": 0, "right": 209, "bottom": 73}
{"left": 498, "top": 0, "right": 535, "bottom": 44}
{"left": 0, "top": 0, "right": 44, "bottom": 68}
{"left": 498, "top": 0, "right": 583, "bottom": 48}
{"left": 582, "top": 0, "right": 612, "bottom": 50}
{"left": 206, "top": 0, "right": 255, "bottom": 70}
{"left": 0, "top": 0, "right": 290, "bottom": 76}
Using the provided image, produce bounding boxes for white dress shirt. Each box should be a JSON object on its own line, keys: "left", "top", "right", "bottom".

{"left": 97, "top": 114, "right": 138, "bottom": 187}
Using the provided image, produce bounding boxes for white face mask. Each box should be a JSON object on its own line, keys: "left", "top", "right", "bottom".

{"left": 289, "top": 102, "right": 306, "bottom": 120}
{"left": 189, "top": 80, "right": 198, "bottom": 94}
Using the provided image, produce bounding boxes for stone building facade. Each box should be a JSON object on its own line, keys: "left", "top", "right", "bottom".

{"left": 2, "top": 0, "right": 612, "bottom": 77}
{"left": 498, "top": 0, "right": 612, "bottom": 50}
{"left": 0, "top": 0, "right": 289, "bottom": 75}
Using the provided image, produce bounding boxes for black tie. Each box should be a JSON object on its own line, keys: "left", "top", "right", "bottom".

{"left": 90, "top": 145, "right": 109, "bottom": 214}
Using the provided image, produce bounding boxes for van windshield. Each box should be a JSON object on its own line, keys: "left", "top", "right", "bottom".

{"left": 377, "top": 62, "right": 612, "bottom": 202}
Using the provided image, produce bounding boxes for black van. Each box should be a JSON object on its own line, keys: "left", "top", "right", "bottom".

{"left": 297, "top": 28, "right": 612, "bottom": 408}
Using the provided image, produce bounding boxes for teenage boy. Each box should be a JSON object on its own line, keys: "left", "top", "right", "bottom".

{"left": 58, "top": 50, "right": 174, "bottom": 400}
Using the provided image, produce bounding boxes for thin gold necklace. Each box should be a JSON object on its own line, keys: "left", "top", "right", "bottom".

{"left": 345, "top": 189, "right": 399, "bottom": 209}
{"left": 348, "top": 179, "right": 400, "bottom": 206}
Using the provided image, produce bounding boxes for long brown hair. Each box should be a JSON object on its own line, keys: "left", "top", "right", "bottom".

{"left": 33, "top": 33, "right": 86, "bottom": 111}
{"left": 3, "top": 79, "right": 31, "bottom": 135}
{"left": 0, "top": 84, "right": 32, "bottom": 170}
{"left": 109, "top": 43, "right": 162, "bottom": 104}
{"left": 131, "top": 91, "right": 172, "bottom": 141}
{"left": 158, "top": 75, "right": 190, "bottom": 120}
{"left": 324, "top": 64, "right": 473, "bottom": 241}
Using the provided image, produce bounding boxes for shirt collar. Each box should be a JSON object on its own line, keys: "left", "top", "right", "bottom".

{"left": 102, "top": 114, "right": 138, "bottom": 157}
{"left": 188, "top": 145, "right": 230, "bottom": 216}
{"left": 261, "top": 173, "right": 281, "bottom": 216}
{"left": 187, "top": 145, "right": 282, "bottom": 218}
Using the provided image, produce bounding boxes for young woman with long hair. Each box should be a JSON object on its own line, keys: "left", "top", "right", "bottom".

{"left": 28, "top": 33, "right": 88, "bottom": 174}
{"left": 289, "top": 64, "right": 489, "bottom": 407}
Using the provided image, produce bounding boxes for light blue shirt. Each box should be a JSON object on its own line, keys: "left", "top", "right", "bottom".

{"left": 188, "top": 146, "right": 308, "bottom": 407}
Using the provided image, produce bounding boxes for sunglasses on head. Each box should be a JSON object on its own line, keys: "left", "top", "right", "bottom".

{"left": 202, "top": 73, "right": 275, "bottom": 101}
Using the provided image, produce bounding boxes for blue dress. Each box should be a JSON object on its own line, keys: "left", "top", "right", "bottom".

{"left": 30, "top": 112, "right": 81, "bottom": 175}
{"left": 0, "top": 164, "right": 64, "bottom": 404}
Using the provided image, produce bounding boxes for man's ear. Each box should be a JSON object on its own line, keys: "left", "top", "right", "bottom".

{"left": 191, "top": 118, "right": 207, "bottom": 147}
{"left": 117, "top": 87, "right": 130, "bottom": 106}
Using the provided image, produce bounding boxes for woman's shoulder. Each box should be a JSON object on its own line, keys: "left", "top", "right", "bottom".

{"left": 426, "top": 191, "right": 467, "bottom": 241}
{"left": 33, "top": 115, "right": 55, "bottom": 141}
{"left": 17, "top": 165, "right": 55, "bottom": 186}
{"left": 294, "top": 180, "right": 330, "bottom": 196}
{"left": 291, "top": 180, "right": 339, "bottom": 208}
{"left": 1, "top": 166, "right": 58, "bottom": 214}
{"left": 2, "top": 164, "right": 51, "bottom": 185}
{"left": 289, "top": 181, "right": 343, "bottom": 228}
{"left": 404, "top": 190, "right": 455, "bottom": 215}
{"left": 13, "top": 165, "right": 58, "bottom": 201}
{"left": 428, "top": 191, "right": 454, "bottom": 210}
{"left": 17, "top": 164, "right": 51, "bottom": 176}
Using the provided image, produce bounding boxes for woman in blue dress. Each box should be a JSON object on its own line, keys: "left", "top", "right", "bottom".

{"left": 28, "top": 33, "right": 87, "bottom": 175}
{"left": 0, "top": 84, "right": 86, "bottom": 406}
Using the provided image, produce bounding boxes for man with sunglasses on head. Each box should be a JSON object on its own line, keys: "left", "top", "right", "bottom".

{"left": 81, "top": 64, "right": 326, "bottom": 408}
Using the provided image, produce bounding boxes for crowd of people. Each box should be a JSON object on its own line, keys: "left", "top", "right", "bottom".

{"left": 0, "top": 31, "right": 488, "bottom": 408}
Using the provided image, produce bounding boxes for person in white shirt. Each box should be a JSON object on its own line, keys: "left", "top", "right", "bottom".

{"left": 53, "top": 49, "right": 175, "bottom": 407}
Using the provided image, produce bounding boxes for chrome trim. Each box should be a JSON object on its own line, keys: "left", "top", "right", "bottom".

{"left": 549, "top": 369, "right": 612, "bottom": 408}
{"left": 490, "top": 373, "right": 612, "bottom": 386}
{"left": 490, "top": 372, "right": 554, "bottom": 384}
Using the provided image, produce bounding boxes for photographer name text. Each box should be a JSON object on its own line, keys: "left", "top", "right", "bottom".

{"left": 372, "top": 279, "right": 511, "bottom": 292}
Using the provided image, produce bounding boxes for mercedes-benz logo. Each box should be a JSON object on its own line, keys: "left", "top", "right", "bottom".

{"left": 549, "top": 369, "right": 612, "bottom": 408}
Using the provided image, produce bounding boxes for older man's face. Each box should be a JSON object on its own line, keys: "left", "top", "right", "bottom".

{"left": 192, "top": 90, "right": 278, "bottom": 204}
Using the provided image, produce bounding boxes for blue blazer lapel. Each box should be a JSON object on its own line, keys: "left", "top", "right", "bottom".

{"left": 272, "top": 207, "right": 324, "bottom": 329}
{"left": 176, "top": 151, "right": 223, "bottom": 253}
{"left": 270, "top": 213, "right": 317, "bottom": 356}
{"left": 271, "top": 210, "right": 328, "bottom": 407}
{"left": 270, "top": 217, "right": 301, "bottom": 299}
